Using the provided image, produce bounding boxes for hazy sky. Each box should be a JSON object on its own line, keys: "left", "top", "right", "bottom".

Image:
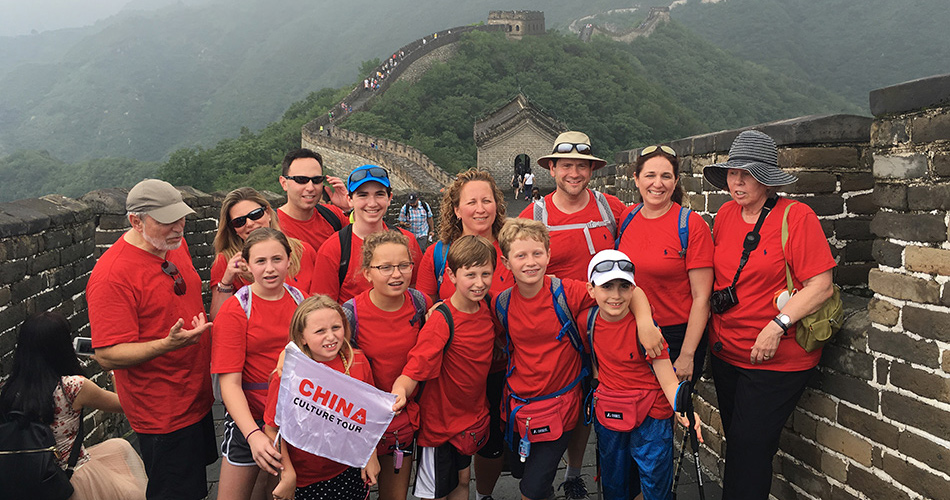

{"left": 1, "top": 0, "right": 146, "bottom": 37}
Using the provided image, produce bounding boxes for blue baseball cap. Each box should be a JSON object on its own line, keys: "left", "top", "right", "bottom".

{"left": 347, "top": 164, "right": 391, "bottom": 192}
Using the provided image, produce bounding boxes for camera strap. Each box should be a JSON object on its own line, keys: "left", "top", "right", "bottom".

{"left": 729, "top": 195, "right": 778, "bottom": 288}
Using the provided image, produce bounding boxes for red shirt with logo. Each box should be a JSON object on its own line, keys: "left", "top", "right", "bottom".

{"left": 416, "top": 240, "right": 512, "bottom": 301}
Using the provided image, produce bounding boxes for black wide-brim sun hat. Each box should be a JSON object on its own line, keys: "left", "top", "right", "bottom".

{"left": 703, "top": 130, "right": 798, "bottom": 190}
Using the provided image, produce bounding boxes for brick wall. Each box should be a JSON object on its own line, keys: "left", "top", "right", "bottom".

{"left": 477, "top": 121, "right": 558, "bottom": 191}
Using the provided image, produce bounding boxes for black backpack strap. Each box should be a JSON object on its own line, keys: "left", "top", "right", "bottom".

{"left": 337, "top": 225, "right": 354, "bottom": 286}
{"left": 314, "top": 204, "right": 343, "bottom": 232}
{"left": 407, "top": 288, "right": 428, "bottom": 327}
{"left": 59, "top": 380, "right": 86, "bottom": 474}
{"left": 433, "top": 302, "right": 454, "bottom": 353}
{"left": 341, "top": 299, "right": 359, "bottom": 347}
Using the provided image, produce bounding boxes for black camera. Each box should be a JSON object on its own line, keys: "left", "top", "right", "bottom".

{"left": 710, "top": 286, "right": 739, "bottom": 314}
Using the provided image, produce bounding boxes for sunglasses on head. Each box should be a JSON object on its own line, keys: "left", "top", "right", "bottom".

{"left": 592, "top": 259, "right": 635, "bottom": 274}
{"left": 640, "top": 145, "right": 676, "bottom": 158}
{"left": 230, "top": 207, "right": 266, "bottom": 229}
{"left": 554, "top": 142, "right": 593, "bottom": 155}
{"left": 348, "top": 167, "right": 389, "bottom": 184}
{"left": 161, "top": 260, "right": 187, "bottom": 296}
{"left": 283, "top": 174, "right": 326, "bottom": 185}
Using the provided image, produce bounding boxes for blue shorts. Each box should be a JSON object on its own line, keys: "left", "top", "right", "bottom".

{"left": 594, "top": 416, "right": 673, "bottom": 500}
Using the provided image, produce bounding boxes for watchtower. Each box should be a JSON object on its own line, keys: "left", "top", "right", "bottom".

{"left": 487, "top": 11, "right": 545, "bottom": 40}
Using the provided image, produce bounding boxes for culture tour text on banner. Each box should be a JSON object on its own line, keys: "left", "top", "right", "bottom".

{"left": 275, "top": 342, "right": 395, "bottom": 468}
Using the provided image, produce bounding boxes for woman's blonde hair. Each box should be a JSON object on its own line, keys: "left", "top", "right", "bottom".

{"left": 361, "top": 230, "right": 411, "bottom": 270}
{"left": 437, "top": 169, "right": 507, "bottom": 244}
{"left": 214, "top": 187, "right": 304, "bottom": 279}
{"left": 289, "top": 295, "right": 355, "bottom": 368}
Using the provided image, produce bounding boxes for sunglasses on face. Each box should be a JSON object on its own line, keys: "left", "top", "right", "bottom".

{"left": 348, "top": 167, "right": 389, "bottom": 184}
{"left": 640, "top": 145, "right": 677, "bottom": 158}
{"left": 229, "top": 207, "right": 266, "bottom": 228}
{"left": 283, "top": 174, "right": 327, "bottom": 185}
{"left": 592, "top": 259, "right": 635, "bottom": 275}
{"left": 554, "top": 142, "right": 593, "bottom": 155}
{"left": 369, "top": 262, "right": 413, "bottom": 276}
{"left": 161, "top": 260, "right": 187, "bottom": 296}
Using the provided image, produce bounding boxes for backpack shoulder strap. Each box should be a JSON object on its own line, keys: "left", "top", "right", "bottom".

{"left": 314, "top": 204, "right": 343, "bottom": 232}
{"left": 591, "top": 190, "right": 617, "bottom": 236}
{"left": 433, "top": 301, "right": 454, "bottom": 353}
{"left": 284, "top": 284, "right": 306, "bottom": 304}
{"left": 586, "top": 306, "right": 599, "bottom": 371}
{"left": 532, "top": 197, "right": 547, "bottom": 224}
{"left": 407, "top": 288, "right": 428, "bottom": 327}
{"left": 781, "top": 202, "right": 798, "bottom": 292}
{"left": 433, "top": 240, "right": 449, "bottom": 288}
{"left": 550, "top": 277, "right": 582, "bottom": 352}
{"left": 338, "top": 225, "right": 354, "bottom": 286}
{"left": 677, "top": 206, "right": 691, "bottom": 258}
{"left": 495, "top": 288, "right": 512, "bottom": 335}
{"left": 341, "top": 298, "right": 359, "bottom": 347}
{"left": 236, "top": 285, "right": 253, "bottom": 319}
{"left": 614, "top": 203, "right": 643, "bottom": 248}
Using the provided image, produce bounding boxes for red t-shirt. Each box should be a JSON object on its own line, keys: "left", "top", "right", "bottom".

{"left": 276, "top": 205, "right": 349, "bottom": 253}
{"left": 710, "top": 198, "right": 836, "bottom": 371}
{"left": 311, "top": 226, "right": 421, "bottom": 303}
{"left": 348, "top": 289, "right": 431, "bottom": 428}
{"left": 416, "top": 239, "right": 512, "bottom": 300}
{"left": 519, "top": 190, "right": 626, "bottom": 281}
{"left": 496, "top": 277, "right": 594, "bottom": 415}
{"left": 264, "top": 351, "right": 374, "bottom": 486}
{"left": 210, "top": 241, "right": 318, "bottom": 291}
{"left": 616, "top": 203, "right": 714, "bottom": 326}
{"left": 580, "top": 309, "right": 672, "bottom": 419}
{"left": 86, "top": 237, "right": 212, "bottom": 434}
{"left": 211, "top": 290, "right": 300, "bottom": 419}
{"left": 402, "top": 300, "right": 495, "bottom": 447}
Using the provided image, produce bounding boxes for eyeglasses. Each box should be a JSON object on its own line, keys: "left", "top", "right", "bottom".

{"left": 348, "top": 167, "right": 389, "bottom": 184}
{"left": 368, "top": 262, "right": 413, "bottom": 276}
{"left": 283, "top": 175, "right": 327, "bottom": 185}
{"left": 591, "top": 259, "right": 635, "bottom": 275}
{"left": 229, "top": 207, "right": 266, "bottom": 228}
{"left": 640, "top": 145, "right": 676, "bottom": 158}
{"left": 161, "top": 260, "right": 187, "bottom": 296}
{"left": 554, "top": 142, "right": 593, "bottom": 155}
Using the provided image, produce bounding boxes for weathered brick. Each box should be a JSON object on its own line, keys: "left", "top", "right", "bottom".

{"left": 783, "top": 172, "right": 838, "bottom": 194}
{"left": 882, "top": 390, "right": 950, "bottom": 439}
{"left": 841, "top": 239, "right": 873, "bottom": 262}
{"left": 794, "top": 194, "right": 844, "bottom": 216}
{"left": 706, "top": 193, "right": 731, "bottom": 213}
{"left": 11, "top": 274, "right": 46, "bottom": 302}
{"left": 845, "top": 192, "right": 876, "bottom": 215}
{"left": 821, "top": 344, "right": 874, "bottom": 380}
{"left": 898, "top": 429, "right": 950, "bottom": 476}
{"left": 815, "top": 371, "right": 878, "bottom": 411}
{"left": 911, "top": 112, "right": 950, "bottom": 144}
{"left": 902, "top": 305, "right": 950, "bottom": 343}
{"left": 871, "top": 211, "right": 947, "bottom": 242}
{"left": 868, "top": 269, "right": 940, "bottom": 303}
{"left": 816, "top": 419, "right": 873, "bottom": 466}
{"left": 681, "top": 175, "right": 703, "bottom": 193}
{"left": 797, "top": 388, "right": 836, "bottom": 421}
{"left": 840, "top": 172, "right": 875, "bottom": 192}
{"left": 97, "top": 214, "right": 129, "bottom": 230}
{"left": 833, "top": 217, "right": 871, "bottom": 240}
{"left": 867, "top": 297, "right": 899, "bottom": 326}
{"left": 821, "top": 451, "right": 849, "bottom": 484}
{"left": 943, "top": 350, "right": 950, "bottom": 373}
{"left": 779, "top": 428, "right": 821, "bottom": 470}
{"left": 871, "top": 240, "right": 903, "bottom": 267}
{"left": 890, "top": 361, "right": 950, "bottom": 403}
{"left": 882, "top": 451, "right": 949, "bottom": 500}
{"left": 847, "top": 464, "right": 910, "bottom": 500}
{"left": 876, "top": 358, "right": 889, "bottom": 384}
{"left": 781, "top": 146, "right": 863, "bottom": 169}
{"left": 42, "top": 229, "right": 73, "bottom": 250}
{"left": 870, "top": 118, "right": 910, "bottom": 145}
{"left": 791, "top": 408, "right": 818, "bottom": 440}
{"left": 775, "top": 454, "right": 832, "bottom": 499}
{"left": 27, "top": 251, "right": 59, "bottom": 275}
{"left": 872, "top": 153, "right": 928, "bottom": 180}
{"left": 837, "top": 403, "right": 900, "bottom": 449}
{"left": 907, "top": 185, "right": 950, "bottom": 211}
{"left": 829, "top": 484, "right": 862, "bottom": 500}
{"left": 0, "top": 259, "right": 27, "bottom": 285}
{"left": 836, "top": 263, "right": 873, "bottom": 287}
{"left": 935, "top": 153, "right": 950, "bottom": 178}
{"left": 868, "top": 326, "right": 940, "bottom": 369}
{"left": 0, "top": 286, "right": 10, "bottom": 308}
{"left": 819, "top": 219, "right": 834, "bottom": 238}
{"left": 905, "top": 246, "right": 950, "bottom": 276}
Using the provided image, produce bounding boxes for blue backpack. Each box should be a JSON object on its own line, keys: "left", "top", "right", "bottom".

{"left": 495, "top": 277, "right": 590, "bottom": 447}
{"left": 432, "top": 240, "right": 450, "bottom": 290}
{"left": 615, "top": 204, "right": 691, "bottom": 257}
{"left": 342, "top": 289, "right": 429, "bottom": 348}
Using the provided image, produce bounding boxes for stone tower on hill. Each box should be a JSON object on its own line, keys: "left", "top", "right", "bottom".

{"left": 474, "top": 93, "right": 565, "bottom": 190}
{"left": 487, "top": 10, "right": 545, "bottom": 39}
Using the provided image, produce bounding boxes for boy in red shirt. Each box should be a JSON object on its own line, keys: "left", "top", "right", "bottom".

{"left": 581, "top": 249, "right": 702, "bottom": 500}
{"left": 392, "top": 235, "right": 499, "bottom": 500}
{"left": 494, "top": 219, "right": 661, "bottom": 500}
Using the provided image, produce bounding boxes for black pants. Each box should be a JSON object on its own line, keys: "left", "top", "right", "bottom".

{"left": 711, "top": 356, "right": 814, "bottom": 500}
{"left": 138, "top": 411, "right": 218, "bottom": 500}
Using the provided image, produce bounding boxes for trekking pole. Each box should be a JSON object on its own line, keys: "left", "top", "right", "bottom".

{"left": 670, "top": 423, "right": 689, "bottom": 499}
{"left": 684, "top": 383, "right": 706, "bottom": 500}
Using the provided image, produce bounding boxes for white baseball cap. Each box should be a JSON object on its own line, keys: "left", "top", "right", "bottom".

{"left": 587, "top": 249, "right": 636, "bottom": 287}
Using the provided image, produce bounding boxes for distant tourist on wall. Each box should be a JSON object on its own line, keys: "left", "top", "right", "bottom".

{"left": 511, "top": 172, "right": 522, "bottom": 199}
{"left": 86, "top": 179, "right": 217, "bottom": 500}
{"left": 531, "top": 186, "right": 541, "bottom": 201}
{"left": 397, "top": 192, "right": 434, "bottom": 251}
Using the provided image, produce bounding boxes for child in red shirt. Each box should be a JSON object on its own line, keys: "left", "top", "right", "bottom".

{"left": 265, "top": 295, "right": 380, "bottom": 500}
{"left": 494, "top": 219, "right": 662, "bottom": 500}
{"left": 342, "top": 230, "right": 431, "bottom": 500}
{"left": 392, "top": 235, "right": 499, "bottom": 500}
{"left": 212, "top": 228, "right": 308, "bottom": 499}
{"left": 581, "top": 249, "right": 702, "bottom": 500}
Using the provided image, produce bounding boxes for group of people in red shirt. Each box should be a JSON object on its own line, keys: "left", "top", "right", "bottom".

{"left": 80, "top": 127, "right": 835, "bottom": 500}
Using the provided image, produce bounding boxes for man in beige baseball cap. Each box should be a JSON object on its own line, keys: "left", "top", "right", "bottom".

{"left": 87, "top": 178, "right": 216, "bottom": 500}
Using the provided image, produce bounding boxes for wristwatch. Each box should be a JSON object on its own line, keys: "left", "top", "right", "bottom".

{"left": 773, "top": 313, "right": 792, "bottom": 335}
